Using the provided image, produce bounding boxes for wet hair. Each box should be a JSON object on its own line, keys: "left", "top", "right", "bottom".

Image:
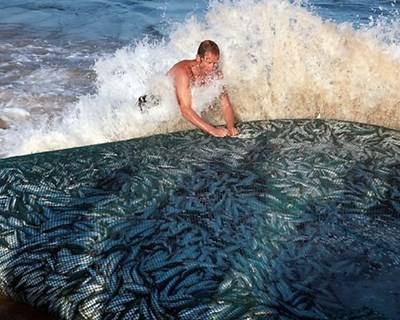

{"left": 197, "top": 40, "right": 220, "bottom": 58}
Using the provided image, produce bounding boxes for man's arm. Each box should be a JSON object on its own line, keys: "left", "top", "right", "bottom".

{"left": 220, "top": 87, "right": 239, "bottom": 136}
{"left": 174, "top": 71, "right": 228, "bottom": 137}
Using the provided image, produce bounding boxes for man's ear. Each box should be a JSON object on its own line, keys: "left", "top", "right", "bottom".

{"left": 196, "top": 55, "right": 201, "bottom": 63}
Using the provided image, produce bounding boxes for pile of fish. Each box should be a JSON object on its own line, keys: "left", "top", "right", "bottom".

{"left": 0, "top": 119, "right": 399, "bottom": 320}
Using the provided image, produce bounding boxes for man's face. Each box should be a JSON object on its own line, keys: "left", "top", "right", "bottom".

{"left": 198, "top": 52, "right": 219, "bottom": 75}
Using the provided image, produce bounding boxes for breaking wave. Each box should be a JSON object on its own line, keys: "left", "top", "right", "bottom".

{"left": 3, "top": 0, "right": 400, "bottom": 157}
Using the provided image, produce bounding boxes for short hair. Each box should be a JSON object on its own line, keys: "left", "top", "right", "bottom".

{"left": 197, "top": 40, "right": 220, "bottom": 58}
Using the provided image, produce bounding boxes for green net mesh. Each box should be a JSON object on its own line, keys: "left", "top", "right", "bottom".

{"left": 0, "top": 119, "right": 399, "bottom": 320}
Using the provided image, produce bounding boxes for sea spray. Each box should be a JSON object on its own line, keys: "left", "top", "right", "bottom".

{"left": 3, "top": 0, "right": 400, "bottom": 157}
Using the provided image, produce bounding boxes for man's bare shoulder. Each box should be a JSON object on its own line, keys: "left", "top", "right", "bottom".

{"left": 168, "top": 60, "right": 193, "bottom": 79}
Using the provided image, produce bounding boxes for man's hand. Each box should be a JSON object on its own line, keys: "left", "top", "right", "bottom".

{"left": 210, "top": 127, "right": 229, "bottom": 137}
{"left": 227, "top": 127, "right": 239, "bottom": 136}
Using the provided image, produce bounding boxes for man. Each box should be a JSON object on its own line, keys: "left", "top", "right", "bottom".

{"left": 168, "top": 40, "right": 239, "bottom": 137}
{"left": 138, "top": 40, "right": 239, "bottom": 137}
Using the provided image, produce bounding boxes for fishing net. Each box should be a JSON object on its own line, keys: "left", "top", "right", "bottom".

{"left": 0, "top": 119, "right": 399, "bottom": 320}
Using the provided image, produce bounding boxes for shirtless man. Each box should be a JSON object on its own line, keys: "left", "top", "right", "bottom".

{"left": 167, "top": 40, "right": 239, "bottom": 137}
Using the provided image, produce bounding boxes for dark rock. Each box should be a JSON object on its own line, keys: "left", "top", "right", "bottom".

{"left": 0, "top": 118, "right": 9, "bottom": 129}
{"left": 0, "top": 298, "right": 55, "bottom": 320}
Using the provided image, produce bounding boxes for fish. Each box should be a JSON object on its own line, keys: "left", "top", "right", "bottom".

{"left": 0, "top": 119, "right": 399, "bottom": 320}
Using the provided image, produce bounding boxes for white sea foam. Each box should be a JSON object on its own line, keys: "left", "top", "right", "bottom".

{"left": 2, "top": 0, "right": 400, "bottom": 157}
{"left": 0, "top": 107, "right": 30, "bottom": 121}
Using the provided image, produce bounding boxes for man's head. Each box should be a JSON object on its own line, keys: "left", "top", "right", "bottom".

{"left": 196, "top": 40, "right": 220, "bottom": 74}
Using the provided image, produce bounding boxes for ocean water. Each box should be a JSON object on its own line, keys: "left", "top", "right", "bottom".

{"left": 0, "top": 0, "right": 400, "bottom": 157}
